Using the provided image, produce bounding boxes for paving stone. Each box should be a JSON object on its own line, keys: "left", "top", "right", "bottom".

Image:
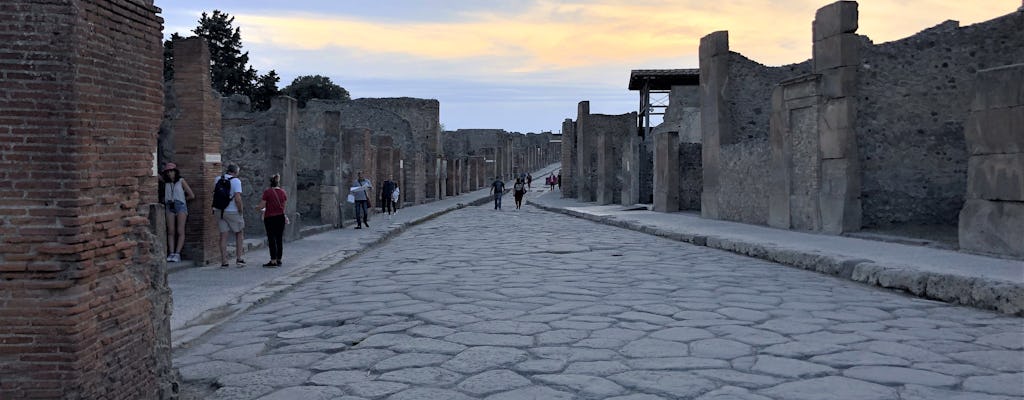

{"left": 308, "top": 370, "right": 372, "bottom": 386}
{"left": 386, "top": 388, "right": 474, "bottom": 400}
{"left": 759, "top": 376, "right": 898, "bottom": 400}
{"left": 608, "top": 395, "right": 667, "bottom": 400}
{"left": 463, "top": 320, "right": 551, "bottom": 335}
{"left": 792, "top": 331, "right": 869, "bottom": 345}
{"left": 354, "top": 333, "right": 415, "bottom": 348}
{"left": 373, "top": 353, "right": 450, "bottom": 371}
{"left": 408, "top": 325, "right": 457, "bottom": 338}
{"left": 609, "top": 370, "right": 717, "bottom": 398}
{"left": 418, "top": 310, "right": 481, "bottom": 326}
{"left": 809, "top": 350, "right": 911, "bottom": 367}
{"left": 311, "top": 349, "right": 396, "bottom": 371}
{"left": 531, "top": 346, "right": 619, "bottom": 361}
{"left": 614, "top": 311, "right": 677, "bottom": 324}
{"left": 389, "top": 337, "right": 467, "bottom": 354}
{"left": 345, "top": 381, "right": 408, "bottom": 398}
{"left": 977, "top": 332, "right": 1024, "bottom": 350}
{"left": 621, "top": 338, "right": 689, "bottom": 357}
{"left": 277, "top": 326, "right": 329, "bottom": 339}
{"left": 902, "top": 383, "right": 1022, "bottom": 399}
{"left": 761, "top": 341, "right": 846, "bottom": 357}
{"left": 536, "top": 329, "right": 589, "bottom": 345}
{"left": 442, "top": 346, "right": 529, "bottom": 373}
{"left": 716, "top": 307, "right": 771, "bottom": 322}
{"left": 573, "top": 338, "right": 626, "bottom": 349}
{"left": 456, "top": 369, "right": 532, "bottom": 396}
{"left": 178, "top": 360, "right": 254, "bottom": 381}
{"left": 750, "top": 355, "right": 834, "bottom": 378}
{"left": 756, "top": 320, "right": 822, "bottom": 335}
{"left": 484, "top": 385, "right": 574, "bottom": 400}
{"left": 550, "top": 320, "right": 612, "bottom": 330}
{"left": 625, "top": 357, "right": 730, "bottom": 370}
{"left": 913, "top": 362, "right": 994, "bottom": 377}
{"left": 217, "top": 368, "right": 312, "bottom": 388}
{"left": 246, "top": 352, "right": 326, "bottom": 369}
{"left": 961, "top": 372, "right": 1024, "bottom": 395}
{"left": 210, "top": 343, "right": 268, "bottom": 361}
{"left": 590, "top": 327, "right": 646, "bottom": 341}
{"left": 513, "top": 359, "right": 566, "bottom": 373}
{"left": 692, "top": 369, "right": 782, "bottom": 389}
{"left": 255, "top": 386, "right": 343, "bottom": 400}
{"left": 446, "top": 332, "right": 533, "bottom": 346}
{"left": 535, "top": 374, "right": 627, "bottom": 397}
{"left": 695, "top": 386, "right": 773, "bottom": 400}
{"left": 649, "top": 327, "right": 715, "bottom": 342}
{"left": 563, "top": 360, "right": 631, "bottom": 376}
{"left": 949, "top": 350, "right": 1024, "bottom": 372}
{"left": 268, "top": 341, "right": 347, "bottom": 354}
{"left": 709, "top": 325, "right": 788, "bottom": 345}
{"left": 689, "top": 338, "right": 753, "bottom": 359}
{"left": 208, "top": 384, "right": 273, "bottom": 400}
{"left": 378, "top": 366, "right": 463, "bottom": 385}
{"left": 854, "top": 341, "right": 950, "bottom": 362}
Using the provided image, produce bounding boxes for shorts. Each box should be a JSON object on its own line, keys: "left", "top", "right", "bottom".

{"left": 218, "top": 211, "right": 245, "bottom": 233}
{"left": 166, "top": 200, "right": 188, "bottom": 215}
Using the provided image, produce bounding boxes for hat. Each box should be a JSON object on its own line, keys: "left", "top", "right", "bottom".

{"left": 163, "top": 162, "right": 178, "bottom": 172}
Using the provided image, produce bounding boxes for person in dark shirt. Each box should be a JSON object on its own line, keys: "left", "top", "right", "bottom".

{"left": 512, "top": 178, "right": 526, "bottom": 210}
{"left": 490, "top": 176, "right": 505, "bottom": 210}
{"left": 380, "top": 176, "right": 397, "bottom": 217}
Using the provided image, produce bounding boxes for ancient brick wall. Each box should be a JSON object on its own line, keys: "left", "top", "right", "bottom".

{"left": 356, "top": 98, "right": 442, "bottom": 202}
{"left": 858, "top": 12, "right": 1024, "bottom": 228}
{"left": 0, "top": 0, "right": 174, "bottom": 398}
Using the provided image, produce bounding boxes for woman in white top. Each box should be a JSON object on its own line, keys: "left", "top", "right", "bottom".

{"left": 161, "top": 162, "right": 195, "bottom": 263}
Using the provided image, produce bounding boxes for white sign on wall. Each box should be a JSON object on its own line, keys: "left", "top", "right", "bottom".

{"left": 205, "top": 153, "right": 221, "bottom": 163}
{"left": 152, "top": 151, "right": 158, "bottom": 176}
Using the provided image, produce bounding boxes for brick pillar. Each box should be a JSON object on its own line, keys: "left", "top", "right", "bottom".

{"left": 562, "top": 119, "right": 577, "bottom": 197}
{"left": 342, "top": 128, "right": 371, "bottom": 209}
{"left": 699, "top": 31, "right": 730, "bottom": 219}
{"left": 172, "top": 38, "right": 223, "bottom": 265}
{"left": 320, "top": 111, "right": 341, "bottom": 227}
{"left": 0, "top": 0, "right": 174, "bottom": 398}
{"left": 576, "top": 101, "right": 596, "bottom": 201}
{"left": 959, "top": 64, "right": 1024, "bottom": 258}
{"left": 812, "top": 0, "right": 862, "bottom": 233}
{"left": 654, "top": 131, "right": 681, "bottom": 212}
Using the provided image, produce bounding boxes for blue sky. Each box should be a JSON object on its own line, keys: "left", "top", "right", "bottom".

{"left": 157, "top": 1, "right": 1019, "bottom": 133}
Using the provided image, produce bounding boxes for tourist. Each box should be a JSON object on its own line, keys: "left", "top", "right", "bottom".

{"left": 380, "top": 175, "right": 397, "bottom": 217}
{"left": 214, "top": 164, "right": 246, "bottom": 268}
{"left": 161, "top": 162, "right": 195, "bottom": 263}
{"left": 512, "top": 178, "right": 526, "bottom": 210}
{"left": 526, "top": 173, "right": 533, "bottom": 189}
{"left": 557, "top": 172, "right": 562, "bottom": 189}
{"left": 255, "top": 174, "right": 288, "bottom": 268}
{"left": 352, "top": 170, "right": 373, "bottom": 229}
{"left": 490, "top": 175, "right": 505, "bottom": 210}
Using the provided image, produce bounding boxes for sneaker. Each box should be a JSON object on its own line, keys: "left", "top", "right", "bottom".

{"left": 355, "top": 226, "right": 362, "bottom": 229}
{"left": 236, "top": 259, "right": 246, "bottom": 267}
{"left": 166, "top": 254, "right": 174, "bottom": 262}
{"left": 171, "top": 253, "right": 181, "bottom": 263}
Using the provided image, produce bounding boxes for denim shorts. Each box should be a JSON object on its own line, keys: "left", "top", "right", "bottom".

{"left": 166, "top": 200, "right": 188, "bottom": 214}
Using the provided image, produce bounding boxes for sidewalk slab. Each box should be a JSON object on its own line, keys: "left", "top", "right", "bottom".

{"left": 170, "top": 164, "right": 561, "bottom": 348}
{"left": 529, "top": 191, "right": 1024, "bottom": 315}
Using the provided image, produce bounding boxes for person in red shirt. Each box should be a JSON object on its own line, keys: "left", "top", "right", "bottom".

{"left": 255, "top": 173, "right": 288, "bottom": 267}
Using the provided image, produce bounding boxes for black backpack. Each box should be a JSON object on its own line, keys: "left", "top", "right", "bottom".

{"left": 212, "top": 175, "right": 235, "bottom": 211}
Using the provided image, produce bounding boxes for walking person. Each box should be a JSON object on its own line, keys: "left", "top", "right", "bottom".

{"left": 161, "top": 162, "right": 195, "bottom": 263}
{"left": 490, "top": 175, "right": 505, "bottom": 210}
{"left": 213, "top": 164, "right": 245, "bottom": 268}
{"left": 512, "top": 178, "right": 526, "bottom": 210}
{"left": 526, "top": 173, "right": 533, "bottom": 189}
{"left": 557, "top": 172, "right": 562, "bottom": 190}
{"left": 380, "top": 176, "right": 397, "bottom": 218}
{"left": 352, "top": 170, "right": 373, "bottom": 229}
{"left": 255, "top": 174, "right": 288, "bottom": 267}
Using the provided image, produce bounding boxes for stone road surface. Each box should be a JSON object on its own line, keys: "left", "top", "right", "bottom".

{"left": 176, "top": 202, "right": 1024, "bottom": 400}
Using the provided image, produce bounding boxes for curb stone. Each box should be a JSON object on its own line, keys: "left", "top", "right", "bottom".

{"left": 529, "top": 200, "right": 1024, "bottom": 316}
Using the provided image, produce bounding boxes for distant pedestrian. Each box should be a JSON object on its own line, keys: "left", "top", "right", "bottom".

{"left": 161, "top": 162, "right": 195, "bottom": 263}
{"left": 490, "top": 175, "right": 505, "bottom": 210}
{"left": 512, "top": 178, "right": 526, "bottom": 209}
{"left": 380, "top": 176, "right": 397, "bottom": 217}
{"left": 548, "top": 173, "right": 556, "bottom": 191}
{"left": 255, "top": 173, "right": 288, "bottom": 267}
{"left": 213, "top": 164, "right": 245, "bottom": 268}
{"left": 526, "top": 173, "right": 533, "bottom": 189}
{"left": 352, "top": 170, "right": 373, "bottom": 229}
{"left": 557, "top": 172, "right": 562, "bottom": 190}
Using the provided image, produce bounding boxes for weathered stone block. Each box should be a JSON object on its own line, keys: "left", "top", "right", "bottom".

{"left": 971, "top": 64, "right": 1024, "bottom": 111}
{"left": 967, "top": 153, "right": 1024, "bottom": 201}
{"left": 965, "top": 106, "right": 1024, "bottom": 155}
{"left": 813, "top": 1, "right": 859, "bottom": 41}
{"left": 959, "top": 199, "right": 1024, "bottom": 259}
{"left": 820, "top": 66, "right": 858, "bottom": 99}
{"left": 819, "top": 158, "right": 858, "bottom": 234}
{"left": 782, "top": 76, "right": 819, "bottom": 101}
{"left": 819, "top": 98, "right": 855, "bottom": 159}
{"left": 699, "top": 31, "right": 729, "bottom": 58}
{"left": 813, "top": 34, "right": 860, "bottom": 73}
{"left": 654, "top": 131, "right": 680, "bottom": 213}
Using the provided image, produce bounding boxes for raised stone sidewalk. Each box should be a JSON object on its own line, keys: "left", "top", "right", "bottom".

{"left": 171, "top": 164, "right": 561, "bottom": 348}
{"left": 529, "top": 191, "right": 1024, "bottom": 316}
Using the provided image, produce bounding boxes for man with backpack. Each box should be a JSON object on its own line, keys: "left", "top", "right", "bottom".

{"left": 212, "top": 164, "right": 246, "bottom": 268}
{"left": 512, "top": 178, "right": 526, "bottom": 210}
{"left": 490, "top": 175, "right": 505, "bottom": 210}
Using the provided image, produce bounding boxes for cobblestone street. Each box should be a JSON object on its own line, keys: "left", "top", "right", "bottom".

{"left": 176, "top": 203, "right": 1024, "bottom": 400}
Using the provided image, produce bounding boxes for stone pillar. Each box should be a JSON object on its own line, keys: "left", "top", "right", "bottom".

{"left": 622, "top": 134, "right": 641, "bottom": 205}
{"left": 413, "top": 152, "right": 426, "bottom": 204}
{"left": 576, "top": 102, "right": 596, "bottom": 201}
{"left": 342, "top": 128, "right": 372, "bottom": 209}
{"left": 320, "top": 111, "right": 342, "bottom": 227}
{"left": 393, "top": 149, "right": 403, "bottom": 206}
{"left": 437, "top": 155, "right": 446, "bottom": 200}
{"left": 812, "top": 0, "right": 862, "bottom": 233}
{"left": 561, "top": 118, "right": 577, "bottom": 198}
{"left": 699, "top": 31, "right": 730, "bottom": 219}
{"left": 445, "top": 159, "right": 455, "bottom": 196}
{"left": 654, "top": 131, "right": 681, "bottom": 212}
{"left": 959, "top": 64, "right": 1024, "bottom": 258}
{"left": 0, "top": 0, "right": 174, "bottom": 398}
{"left": 173, "top": 38, "right": 223, "bottom": 265}
{"left": 267, "top": 96, "right": 301, "bottom": 241}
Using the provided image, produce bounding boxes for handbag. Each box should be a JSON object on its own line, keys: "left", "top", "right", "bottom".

{"left": 346, "top": 193, "right": 355, "bottom": 203}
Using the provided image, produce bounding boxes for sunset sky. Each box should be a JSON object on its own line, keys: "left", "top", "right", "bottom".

{"left": 157, "top": 1, "right": 1020, "bottom": 133}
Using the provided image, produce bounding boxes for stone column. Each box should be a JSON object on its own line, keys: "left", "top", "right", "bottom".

{"left": 561, "top": 119, "right": 577, "bottom": 198}
{"left": 342, "top": 127, "right": 371, "bottom": 209}
{"left": 576, "top": 102, "right": 595, "bottom": 201}
{"left": 959, "top": 64, "right": 1024, "bottom": 258}
{"left": 266, "top": 96, "right": 300, "bottom": 241}
{"left": 622, "top": 134, "right": 641, "bottom": 205}
{"left": 812, "top": 0, "right": 862, "bottom": 234}
{"left": 654, "top": 131, "right": 681, "bottom": 212}
{"left": 699, "top": 31, "right": 730, "bottom": 219}
{"left": 0, "top": 0, "right": 173, "bottom": 398}
{"left": 173, "top": 38, "right": 224, "bottom": 265}
{"left": 320, "top": 111, "right": 342, "bottom": 227}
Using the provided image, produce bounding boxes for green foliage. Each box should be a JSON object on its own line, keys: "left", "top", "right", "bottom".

{"left": 252, "top": 70, "right": 281, "bottom": 111}
{"left": 193, "top": 10, "right": 258, "bottom": 97}
{"left": 162, "top": 32, "right": 183, "bottom": 82}
{"left": 282, "top": 75, "right": 351, "bottom": 108}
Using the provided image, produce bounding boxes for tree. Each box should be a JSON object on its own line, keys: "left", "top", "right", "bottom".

{"left": 252, "top": 70, "right": 281, "bottom": 111}
{"left": 193, "top": 10, "right": 258, "bottom": 97}
{"left": 162, "top": 32, "right": 183, "bottom": 82}
{"left": 281, "top": 75, "right": 351, "bottom": 107}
